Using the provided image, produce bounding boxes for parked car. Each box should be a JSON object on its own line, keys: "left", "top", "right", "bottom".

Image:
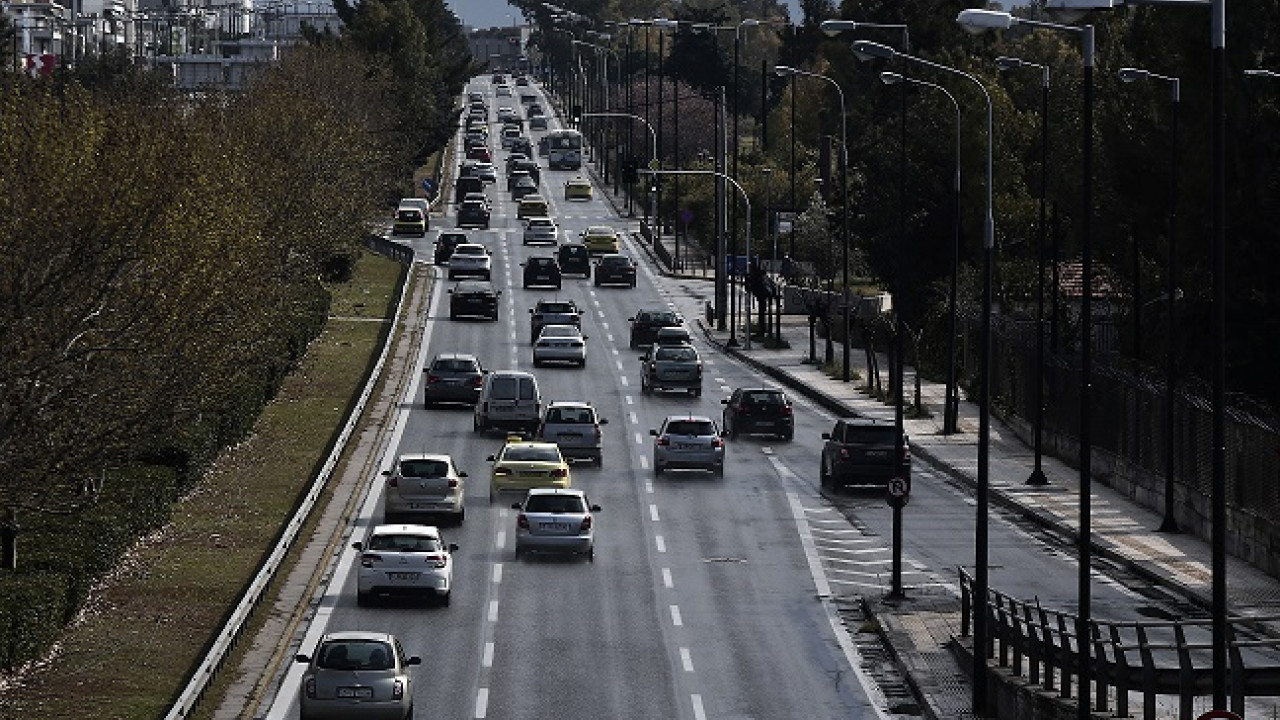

{"left": 448, "top": 279, "right": 500, "bottom": 320}
{"left": 639, "top": 343, "right": 703, "bottom": 397}
{"left": 532, "top": 324, "right": 587, "bottom": 367}
{"left": 522, "top": 216, "right": 560, "bottom": 245}
{"left": 352, "top": 526, "right": 457, "bottom": 606}
{"left": 721, "top": 387, "right": 794, "bottom": 440}
{"left": 423, "top": 352, "right": 486, "bottom": 406}
{"left": 593, "top": 254, "right": 637, "bottom": 288}
{"left": 628, "top": 309, "right": 684, "bottom": 348}
{"left": 580, "top": 225, "right": 620, "bottom": 255}
{"left": 529, "top": 299, "right": 582, "bottom": 344}
{"left": 434, "top": 230, "right": 468, "bottom": 265}
{"left": 456, "top": 199, "right": 491, "bottom": 229}
{"left": 487, "top": 435, "right": 570, "bottom": 501}
{"left": 511, "top": 488, "right": 600, "bottom": 561}
{"left": 557, "top": 243, "right": 592, "bottom": 277}
{"left": 381, "top": 454, "right": 468, "bottom": 525}
{"left": 536, "top": 401, "right": 607, "bottom": 465}
{"left": 295, "top": 632, "right": 421, "bottom": 718}
{"left": 446, "top": 243, "right": 492, "bottom": 280}
{"left": 820, "top": 417, "right": 910, "bottom": 491}
{"left": 650, "top": 415, "right": 724, "bottom": 476}
{"left": 392, "top": 206, "right": 427, "bottom": 237}
{"left": 522, "top": 256, "right": 562, "bottom": 289}
{"left": 474, "top": 370, "right": 542, "bottom": 434}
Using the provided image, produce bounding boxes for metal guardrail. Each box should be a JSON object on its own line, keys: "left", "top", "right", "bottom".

{"left": 162, "top": 241, "right": 416, "bottom": 720}
{"left": 959, "top": 569, "right": 1280, "bottom": 719}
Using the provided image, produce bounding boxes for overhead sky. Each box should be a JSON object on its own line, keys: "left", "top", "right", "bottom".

{"left": 445, "top": 0, "right": 808, "bottom": 31}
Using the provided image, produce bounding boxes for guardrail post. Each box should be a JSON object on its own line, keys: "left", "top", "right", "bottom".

{"left": 1057, "top": 612, "right": 1073, "bottom": 699}
{"left": 1228, "top": 622, "right": 1244, "bottom": 716}
{"left": 1091, "top": 620, "right": 1109, "bottom": 713}
{"left": 1109, "top": 624, "right": 1131, "bottom": 718}
{"left": 1041, "top": 605, "right": 1057, "bottom": 693}
{"left": 960, "top": 568, "right": 972, "bottom": 637}
{"left": 1025, "top": 604, "right": 1042, "bottom": 686}
{"left": 1174, "top": 623, "right": 1193, "bottom": 720}
{"left": 1136, "top": 625, "right": 1157, "bottom": 720}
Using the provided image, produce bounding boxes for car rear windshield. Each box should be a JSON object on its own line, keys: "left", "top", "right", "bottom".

{"left": 524, "top": 494, "right": 586, "bottom": 513}
{"left": 656, "top": 347, "right": 697, "bottom": 362}
{"left": 545, "top": 406, "right": 593, "bottom": 424}
{"left": 539, "top": 302, "right": 575, "bottom": 313}
{"left": 399, "top": 459, "right": 449, "bottom": 477}
{"left": 502, "top": 445, "right": 560, "bottom": 462}
{"left": 743, "top": 391, "right": 784, "bottom": 405}
{"left": 368, "top": 533, "right": 442, "bottom": 553}
{"left": 639, "top": 311, "right": 679, "bottom": 324}
{"left": 396, "top": 210, "right": 421, "bottom": 221}
{"left": 842, "top": 425, "right": 897, "bottom": 444}
{"left": 666, "top": 420, "right": 714, "bottom": 436}
{"left": 432, "top": 358, "right": 478, "bottom": 372}
{"left": 491, "top": 376, "right": 536, "bottom": 400}
{"left": 317, "top": 640, "right": 395, "bottom": 671}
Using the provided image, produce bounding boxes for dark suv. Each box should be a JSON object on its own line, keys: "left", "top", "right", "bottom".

{"left": 529, "top": 299, "right": 581, "bottom": 344}
{"left": 522, "top": 256, "right": 562, "bottom": 289}
{"left": 449, "top": 280, "right": 501, "bottom": 321}
{"left": 435, "top": 231, "right": 467, "bottom": 265}
{"left": 819, "top": 418, "right": 910, "bottom": 491}
{"left": 627, "top": 309, "right": 683, "bottom": 349}
{"left": 593, "top": 254, "right": 637, "bottom": 288}
{"left": 557, "top": 243, "right": 591, "bottom": 277}
{"left": 721, "top": 388, "right": 794, "bottom": 441}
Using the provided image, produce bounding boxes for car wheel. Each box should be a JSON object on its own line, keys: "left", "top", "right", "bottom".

{"left": 406, "top": 703, "right": 415, "bottom": 720}
{"left": 440, "top": 590, "right": 451, "bottom": 607}
{"left": 356, "top": 592, "right": 371, "bottom": 608}
{"left": 713, "top": 463, "right": 724, "bottom": 477}
{"left": 641, "top": 379, "right": 651, "bottom": 396}
{"left": 819, "top": 460, "right": 832, "bottom": 490}
{"left": 490, "top": 312, "right": 499, "bottom": 321}
{"left": 781, "top": 429, "right": 794, "bottom": 442}
{"left": 456, "top": 507, "right": 466, "bottom": 525}
{"left": 593, "top": 454, "right": 602, "bottom": 467}
{"left": 653, "top": 459, "right": 663, "bottom": 475}
{"left": 630, "top": 279, "right": 637, "bottom": 288}
{"left": 693, "top": 387, "right": 702, "bottom": 398}
{"left": 513, "top": 544, "right": 522, "bottom": 559}
{"left": 587, "top": 546, "right": 595, "bottom": 562}
{"left": 474, "top": 415, "right": 485, "bottom": 433}
{"left": 594, "top": 278, "right": 601, "bottom": 287}
{"left": 578, "top": 359, "right": 586, "bottom": 368}
{"left": 555, "top": 282, "right": 562, "bottom": 290}
{"left": 533, "top": 358, "right": 542, "bottom": 368}
{"left": 727, "top": 419, "right": 738, "bottom": 439}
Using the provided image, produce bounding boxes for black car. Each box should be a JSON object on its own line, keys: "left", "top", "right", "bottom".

{"left": 511, "top": 176, "right": 539, "bottom": 200}
{"left": 721, "top": 388, "right": 794, "bottom": 440}
{"left": 435, "top": 231, "right": 468, "bottom": 265}
{"left": 457, "top": 199, "right": 491, "bottom": 229}
{"left": 423, "top": 353, "right": 486, "bottom": 406}
{"left": 510, "top": 137, "right": 533, "bottom": 157}
{"left": 522, "top": 257, "right": 562, "bottom": 289}
{"left": 819, "top": 417, "right": 910, "bottom": 491}
{"left": 627, "top": 309, "right": 684, "bottom": 349}
{"left": 511, "top": 158, "right": 541, "bottom": 184}
{"left": 557, "top": 243, "right": 591, "bottom": 277}
{"left": 507, "top": 169, "right": 533, "bottom": 193}
{"left": 449, "top": 280, "right": 501, "bottom": 321}
{"left": 593, "top": 254, "right": 637, "bottom": 288}
{"left": 455, "top": 175, "right": 485, "bottom": 204}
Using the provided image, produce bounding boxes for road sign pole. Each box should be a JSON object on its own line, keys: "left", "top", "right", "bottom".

{"left": 887, "top": 478, "right": 909, "bottom": 601}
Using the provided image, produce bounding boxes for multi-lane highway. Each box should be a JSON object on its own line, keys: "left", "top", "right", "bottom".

{"left": 259, "top": 74, "right": 1182, "bottom": 720}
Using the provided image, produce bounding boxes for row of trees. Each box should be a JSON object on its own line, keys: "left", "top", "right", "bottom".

{"left": 523, "top": 0, "right": 1280, "bottom": 414}
{"left": 0, "top": 0, "right": 472, "bottom": 670}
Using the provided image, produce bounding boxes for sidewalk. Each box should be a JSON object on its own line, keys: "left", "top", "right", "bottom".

{"left": 622, "top": 216, "right": 1280, "bottom": 718}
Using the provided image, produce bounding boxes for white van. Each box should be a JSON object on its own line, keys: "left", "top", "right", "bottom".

{"left": 474, "top": 370, "right": 542, "bottom": 434}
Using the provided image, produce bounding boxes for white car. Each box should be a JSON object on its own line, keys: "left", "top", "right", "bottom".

{"left": 295, "top": 631, "right": 421, "bottom": 720}
{"left": 522, "top": 216, "right": 560, "bottom": 245}
{"left": 382, "top": 454, "right": 467, "bottom": 524}
{"left": 533, "top": 324, "right": 587, "bottom": 368}
{"left": 352, "top": 524, "right": 457, "bottom": 606}
{"left": 447, "top": 243, "right": 492, "bottom": 280}
{"left": 512, "top": 488, "right": 600, "bottom": 561}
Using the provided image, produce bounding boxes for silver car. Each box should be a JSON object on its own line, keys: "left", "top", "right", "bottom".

{"left": 294, "top": 631, "right": 421, "bottom": 720}
{"left": 639, "top": 343, "right": 703, "bottom": 396}
{"left": 522, "top": 216, "right": 560, "bottom": 245}
{"left": 532, "top": 324, "right": 587, "bottom": 368}
{"left": 447, "top": 243, "right": 492, "bottom": 280}
{"left": 352, "top": 524, "right": 457, "bottom": 606}
{"left": 650, "top": 415, "right": 725, "bottom": 476}
{"left": 382, "top": 453, "right": 467, "bottom": 525}
{"left": 511, "top": 488, "right": 600, "bottom": 561}
{"left": 536, "top": 401, "right": 607, "bottom": 465}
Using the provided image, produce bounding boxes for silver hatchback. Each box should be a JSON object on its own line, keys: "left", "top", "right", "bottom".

{"left": 650, "top": 415, "right": 725, "bottom": 476}
{"left": 294, "top": 631, "right": 420, "bottom": 720}
{"left": 511, "top": 488, "right": 601, "bottom": 561}
{"left": 536, "top": 401, "right": 607, "bottom": 465}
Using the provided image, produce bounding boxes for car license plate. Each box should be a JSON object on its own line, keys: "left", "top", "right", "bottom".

{"left": 677, "top": 443, "right": 700, "bottom": 450}
{"left": 389, "top": 572, "right": 419, "bottom": 581}
{"left": 538, "top": 521, "right": 570, "bottom": 530}
{"left": 409, "top": 503, "right": 439, "bottom": 510}
{"left": 867, "top": 450, "right": 889, "bottom": 457}
{"left": 557, "top": 433, "right": 582, "bottom": 439}
{"left": 444, "top": 379, "right": 462, "bottom": 385}
{"left": 493, "top": 405, "right": 513, "bottom": 413}
{"left": 338, "top": 687, "right": 373, "bottom": 699}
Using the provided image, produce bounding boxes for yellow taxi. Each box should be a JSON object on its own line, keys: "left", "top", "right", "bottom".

{"left": 564, "top": 176, "right": 593, "bottom": 201}
{"left": 487, "top": 435, "right": 571, "bottom": 502}
{"left": 580, "top": 225, "right": 620, "bottom": 255}
{"left": 517, "top": 194, "right": 550, "bottom": 220}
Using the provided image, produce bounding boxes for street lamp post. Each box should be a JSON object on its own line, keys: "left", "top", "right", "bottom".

{"left": 996, "top": 54, "right": 1052, "bottom": 483}
{"left": 880, "top": 71, "right": 964, "bottom": 442}
{"left": 1118, "top": 66, "right": 1182, "bottom": 534}
{"left": 958, "top": 11, "right": 1093, "bottom": 719}
{"left": 583, "top": 111, "right": 658, "bottom": 224}
{"left": 852, "top": 38, "right": 994, "bottom": 717}
{"left": 775, "top": 64, "right": 851, "bottom": 382}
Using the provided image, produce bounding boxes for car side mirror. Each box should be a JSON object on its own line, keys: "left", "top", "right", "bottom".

{"left": 486, "top": 455, "right": 497, "bottom": 462}
{"left": 511, "top": 502, "right": 523, "bottom": 510}
{"left": 590, "top": 504, "right": 602, "bottom": 512}
{"left": 459, "top": 471, "right": 469, "bottom": 478}
{"left": 649, "top": 429, "right": 658, "bottom": 436}
{"left": 447, "top": 290, "right": 454, "bottom": 294}
{"left": 598, "top": 418, "right": 609, "bottom": 425}
{"left": 382, "top": 469, "right": 392, "bottom": 475}
{"left": 528, "top": 308, "right": 534, "bottom": 314}
{"left": 294, "top": 654, "right": 312, "bottom": 664}
{"left": 406, "top": 656, "right": 422, "bottom": 666}
{"left": 448, "top": 543, "right": 459, "bottom": 552}
{"left": 720, "top": 399, "right": 729, "bottom": 405}
{"left": 821, "top": 432, "right": 832, "bottom": 440}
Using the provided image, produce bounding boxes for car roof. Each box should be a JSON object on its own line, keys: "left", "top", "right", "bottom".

{"left": 584, "top": 225, "right": 615, "bottom": 234}
{"left": 455, "top": 243, "right": 486, "bottom": 250}
{"left": 525, "top": 487, "right": 585, "bottom": 498}
{"left": 520, "top": 195, "right": 547, "bottom": 203}
{"left": 370, "top": 523, "right": 442, "bottom": 538}
{"left": 431, "top": 352, "right": 479, "bottom": 362}
{"left": 322, "top": 630, "right": 396, "bottom": 643}
{"left": 663, "top": 414, "right": 713, "bottom": 424}
{"left": 454, "top": 280, "right": 495, "bottom": 291}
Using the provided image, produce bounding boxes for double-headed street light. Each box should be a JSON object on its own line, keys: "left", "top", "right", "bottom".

{"left": 774, "top": 64, "right": 852, "bottom": 383}
{"left": 995, "top": 54, "right": 1052, "bottom": 484}
{"left": 957, "top": 11, "right": 1096, "bottom": 719}
{"left": 851, "top": 38, "right": 994, "bottom": 717}
{"left": 1118, "top": 66, "right": 1182, "bottom": 536}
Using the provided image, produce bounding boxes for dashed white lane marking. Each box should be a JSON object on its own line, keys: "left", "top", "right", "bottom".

{"left": 691, "top": 694, "right": 706, "bottom": 720}
{"left": 670, "top": 604, "right": 683, "bottom": 626}
{"left": 639, "top": 456, "right": 650, "bottom": 469}
{"left": 474, "top": 688, "right": 489, "bottom": 719}
{"left": 634, "top": 432, "right": 644, "bottom": 445}
{"left": 620, "top": 376, "right": 630, "bottom": 386}
{"left": 680, "top": 647, "right": 694, "bottom": 672}
{"left": 644, "top": 479, "right": 653, "bottom": 494}
{"left": 629, "top": 411, "right": 638, "bottom": 425}
{"left": 482, "top": 642, "right": 495, "bottom": 667}
{"left": 655, "top": 535, "right": 666, "bottom": 553}
{"left": 649, "top": 504, "right": 660, "bottom": 522}
{"left": 487, "top": 600, "right": 499, "bottom": 623}
{"left": 625, "top": 395, "right": 634, "bottom": 405}
{"left": 495, "top": 529, "right": 506, "bottom": 550}
{"left": 492, "top": 564, "right": 503, "bottom": 584}
{"left": 661, "top": 567, "right": 673, "bottom": 588}
{"left": 615, "top": 359, "right": 625, "bottom": 372}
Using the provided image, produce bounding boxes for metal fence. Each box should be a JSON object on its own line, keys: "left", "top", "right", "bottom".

{"left": 959, "top": 569, "right": 1280, "bottom": 720}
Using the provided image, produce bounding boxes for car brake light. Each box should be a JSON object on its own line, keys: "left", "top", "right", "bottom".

{"left": 393, "top": 679, "right": 404, "bottom": 700}
{"left": 387, "top": 477, "right": 399, "bottom": 488}
{"left": 781, "top": 406, "right": 793, "bottom": 416}
{"left": 427, "top": 375, "right": 441, "bottom": 383}
{"left": 428, "top": 554, "right": 448, "bottom": 568}
{"left": 516, "top": 513, "right": 529, "bottom": 529}
{"left": 447, "top": 478, "right": 459, "bottom": 488}
{"left": 360, "top": 553, "right": 382, "bottom": 568}
{"left": 593, "top": 425, "right": 602, "bottom": 440}
{"left": 472, "top": 377, "right": 484, "bottom": 387}
{"left": 494, "top": 467, "right": 511, "bottom": 477}
{"left": 712, "top": 437, "right": 723, "bottom": 449}
{"left": 580, "top": 515, "right": 593, "bottom": 532}
{"left": 656, "top": 436, "right": 669, "bottom": 446}
{"left": 839, "top": 448, "right": 850, "bottom": 460}
{"left": 550, "top": 468, "right": 567, "bottom": 478}
{"left": 305, "top": 677, "right": 316, "bottom": 698}
{"left": 734, "top": 404, "right": 746, "bottom": 413}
